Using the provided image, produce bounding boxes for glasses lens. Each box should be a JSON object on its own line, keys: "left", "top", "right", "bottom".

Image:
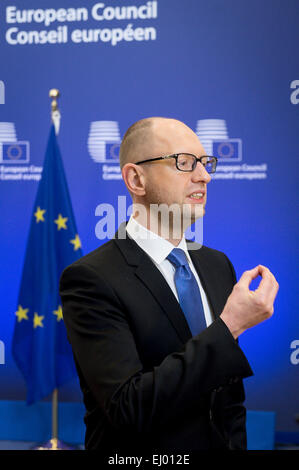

{"left": 201, "top": 156, "right": 216, "bottom": 174}
{"left": 177, "top": 154, "right": 196, "bottom": 171}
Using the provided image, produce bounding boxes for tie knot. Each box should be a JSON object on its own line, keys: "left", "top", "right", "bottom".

{"left": 167, "top": 248, "right": 189, "bottom": 268}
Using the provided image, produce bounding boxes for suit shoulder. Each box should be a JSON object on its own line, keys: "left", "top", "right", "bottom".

{"left": 188, "top": 242, "right": 236, "bottom": 278}
{"left": 189, "top": 242, "right": 231, "bottom": 263}
{"left": 200, "top": 244, "right": 230, "bottom": 261}
{"left": 61, "top": 239, "right": 120, "bottom": 277}
{"left": 197, "top": 244, "right": 236, "bottom": 282}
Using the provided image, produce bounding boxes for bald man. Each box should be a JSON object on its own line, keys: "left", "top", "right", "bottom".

{"left": 60, "top": 117, "right": 278, "bottom": 452}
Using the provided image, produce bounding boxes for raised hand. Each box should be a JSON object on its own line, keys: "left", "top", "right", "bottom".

{"left": 220, "top": 265, "right": 279, "bottom": 339}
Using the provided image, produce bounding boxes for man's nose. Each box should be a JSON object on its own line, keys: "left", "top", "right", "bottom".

{"left": 191, "top": 161, "right": 211, "bottom": 184}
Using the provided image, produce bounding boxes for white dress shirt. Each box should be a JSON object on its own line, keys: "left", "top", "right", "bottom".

{"left": 126, "top": 216, "right": 213, "bottom": 327}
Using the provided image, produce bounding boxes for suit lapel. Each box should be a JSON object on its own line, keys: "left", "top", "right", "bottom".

{"left": 135, "top": 257, "right": 192, "bottom": 344}
{"left": 114, "top": 231, "right": 192, "bottom": 344}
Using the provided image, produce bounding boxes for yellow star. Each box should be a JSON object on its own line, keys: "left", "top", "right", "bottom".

{"left": 54, "top": 213, "right": 68, "bottom": 230}
{"left": 15, "top": 305, "right": 29, "bottom": 322}
{"left": 33, "top": 312, "right": 44, "bottom": 328}
{"left": 70, "top": 234, "right": 81, "bottom": 251}
{"left": 34, "top": 206, "right": 46, "bottom": 223}
{"left": 53, "top": 305, "right": 63, "bottom": 322}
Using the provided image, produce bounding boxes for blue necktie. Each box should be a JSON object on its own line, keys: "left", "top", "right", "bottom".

{"left": 167, "top": 248, "right": 206, "bottom": 336}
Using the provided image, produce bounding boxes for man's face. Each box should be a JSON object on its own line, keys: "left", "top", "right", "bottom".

{"left": 141, "top": 119, "right": 211, "bottom": 227}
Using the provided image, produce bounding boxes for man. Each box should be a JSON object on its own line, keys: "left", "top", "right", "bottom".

{"left": 59, "top": 117, "right": 279, "bottom": 452}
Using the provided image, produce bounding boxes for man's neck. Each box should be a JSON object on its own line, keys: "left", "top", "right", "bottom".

{"left": 132, "top": 214, "right": 183, "bottom": 247}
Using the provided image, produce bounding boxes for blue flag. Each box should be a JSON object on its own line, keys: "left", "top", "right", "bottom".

{"left": 12, "top": 125, "right": 82, "bottom": 404}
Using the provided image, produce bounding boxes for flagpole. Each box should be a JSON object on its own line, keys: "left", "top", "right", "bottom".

{"left": 51, "top": 388, "right": 58, "bottom": 446}
{"left": 50, "top": 91, "right": 75, "bottom": 450}
{"left": 32, "top": 90, "right": 75, "bottom": 450}
{"left": 50, "top": 90, "right": 74, "bottom": 450}
{"left": 50, "top": 90, "right": 60, "bottom": 449}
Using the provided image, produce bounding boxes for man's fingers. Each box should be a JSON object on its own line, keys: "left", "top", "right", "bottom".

{"left": 237, "top": 266, "right": 261, "bottom": 288}
{"left": 240, "top": 265, "right": 279, "bottom": 310}
{"left": 238, "top": 265, "right": 279, "bottom": 302}
{"left": 255, "top": 265, "right": 279, "bottom": 298}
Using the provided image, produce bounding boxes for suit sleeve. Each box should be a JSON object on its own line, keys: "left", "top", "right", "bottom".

{"left": 59, "top": 261, "right": 253, "bottom": 434}
{"left": 220, "top": 254, "right": 250, "bottom": 449}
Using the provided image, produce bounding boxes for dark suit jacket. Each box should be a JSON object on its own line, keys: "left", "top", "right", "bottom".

{"left": 59, "top": 228, "right": 253, "bottom": 452}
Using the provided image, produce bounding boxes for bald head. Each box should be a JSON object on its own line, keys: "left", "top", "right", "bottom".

{"left": 119, "top": 117, "right": 155, "bottom": 168}
{"left": 119, "top": 117, "right": 202, "bottom": 169}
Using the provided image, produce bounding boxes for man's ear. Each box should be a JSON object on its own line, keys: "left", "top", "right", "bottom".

{"left": 122, "top": 163, "right": 146, "bottom": 196}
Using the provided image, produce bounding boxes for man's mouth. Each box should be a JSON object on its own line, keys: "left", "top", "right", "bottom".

{"left": 187, "top": 191, "right": 205, "bottom": 203}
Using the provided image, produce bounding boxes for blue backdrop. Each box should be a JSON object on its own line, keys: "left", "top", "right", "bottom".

{"left": 0, "top": 0, "right": 298, "bottom": 436}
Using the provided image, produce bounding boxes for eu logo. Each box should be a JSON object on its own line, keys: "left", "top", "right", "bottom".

{"left": 0, "top": 142, "right": 30, "bottom": 163}
{"left": 105, "top": 142, "right": 121, "bottom": 161}
{"left": 212, "top": 139, "right": 242, "bottom": 162}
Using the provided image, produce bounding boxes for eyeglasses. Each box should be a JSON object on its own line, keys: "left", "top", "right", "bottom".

{"left": 135, "top": 153, "right": 218, "bottom": 174}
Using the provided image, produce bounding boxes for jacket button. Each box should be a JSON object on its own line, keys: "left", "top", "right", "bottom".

{"left": 212, "top": 386, "right": 223, "bottom": 392}
{"left": 228, "top": 377, "right": 239, "bottom": 384}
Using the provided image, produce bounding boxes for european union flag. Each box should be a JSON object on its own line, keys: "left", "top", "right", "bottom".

{"left": 12, "top": 125, "right": 82, "bottom": 404}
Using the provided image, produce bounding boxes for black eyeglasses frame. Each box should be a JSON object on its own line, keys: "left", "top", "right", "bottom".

{"left": 135, "top": 153, "right": 218, "bottom": 173}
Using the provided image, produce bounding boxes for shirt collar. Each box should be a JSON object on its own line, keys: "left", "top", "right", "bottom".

{"left": 126, "top": 216, "right": 191, "bottom": 265}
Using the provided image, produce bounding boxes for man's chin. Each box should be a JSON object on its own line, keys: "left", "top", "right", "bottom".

{"left": 177, "top": 204, "right": 204, "bottom": 233}
{"left": 184, "top": 202, "right": 205, "bottom": 221}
